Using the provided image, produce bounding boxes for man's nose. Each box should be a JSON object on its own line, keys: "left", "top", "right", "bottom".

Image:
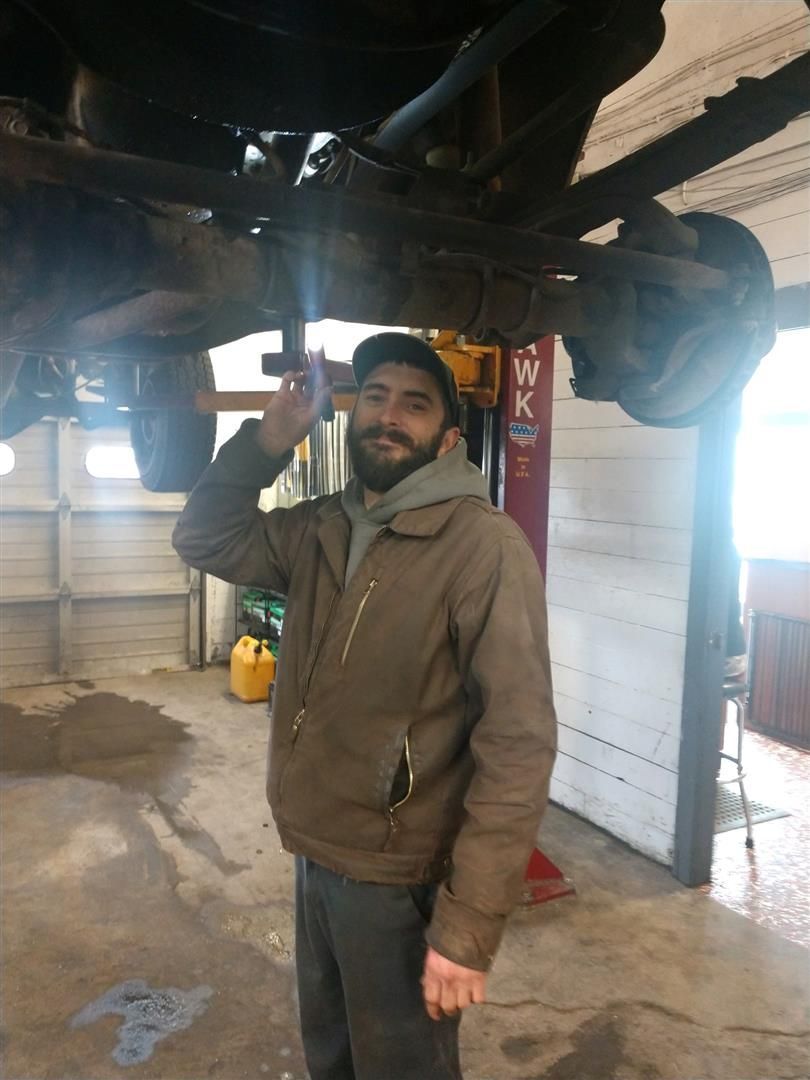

{"left": 378, "top": 401, "right": 403, "bottom": 427}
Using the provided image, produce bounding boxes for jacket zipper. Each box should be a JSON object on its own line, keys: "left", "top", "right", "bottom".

{"left": 291, "top": 589, "right": 339, "bottom": 743}
{"left": 387, "top": 731, "right": 414, "bottom": 834}
{"left": 340, "top": 578, "right": 378, "bottom": 666}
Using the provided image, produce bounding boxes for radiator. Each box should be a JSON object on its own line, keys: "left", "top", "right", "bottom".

{"left": 749, "top": 611, "right": 810, "bottom": 747}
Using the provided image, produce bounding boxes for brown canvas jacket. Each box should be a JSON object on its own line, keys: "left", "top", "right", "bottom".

{"left": 173, "top": 419, "right": 556, "bottom": 970}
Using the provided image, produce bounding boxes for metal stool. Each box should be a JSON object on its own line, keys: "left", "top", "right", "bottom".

{"left": 720, "top": 678, "right": 754, "bottom": 848}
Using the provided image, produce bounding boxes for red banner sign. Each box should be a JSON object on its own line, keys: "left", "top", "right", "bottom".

{"left": 498, "top": 337, "right": 555, "bottom": 576}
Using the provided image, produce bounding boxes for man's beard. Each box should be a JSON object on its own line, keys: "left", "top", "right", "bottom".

{"left": 348, "top": 420, "right": 446, "bottom": 493}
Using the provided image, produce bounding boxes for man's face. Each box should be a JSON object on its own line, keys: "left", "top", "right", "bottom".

{"left": 348, "top": 363, "right": 460, "bottom": 493}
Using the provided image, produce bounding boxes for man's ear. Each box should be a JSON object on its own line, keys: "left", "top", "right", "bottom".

{"left": 437, "top": 427, "right": 461, "bottom": 457}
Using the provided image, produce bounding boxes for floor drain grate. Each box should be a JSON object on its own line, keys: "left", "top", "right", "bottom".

{"left": 715, "top": 785, "right": 790, "bottom": 833}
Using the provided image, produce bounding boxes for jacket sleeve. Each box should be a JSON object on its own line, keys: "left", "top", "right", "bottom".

{"left": 425, "top": 528, "right": 557, "bottom": 972}
{"left": 172, "top": 418, "right": 307, "bottom": 593}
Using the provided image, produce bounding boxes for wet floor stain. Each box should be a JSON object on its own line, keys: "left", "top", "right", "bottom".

{"left": 535, "top": 1014, "right": 630, "bottom": 1080}
{"left": 70, "top": 978, "right": 213, "bottom": 1066}
{"left": 501, "top": 1033, "right": 541, "bottom": 1063}
{"left": 152, "top": 795, "right": 249, "bottom": 876}
{"left": 0, "top": 692, "right": 247, "bottom": 875}
{"left": 0, "top": 692, "right": 192, "bottom": 781}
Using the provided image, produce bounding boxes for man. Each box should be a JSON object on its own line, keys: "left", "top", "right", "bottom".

{"left": 173, "top": 332, "right": 556, "bottom": 1080}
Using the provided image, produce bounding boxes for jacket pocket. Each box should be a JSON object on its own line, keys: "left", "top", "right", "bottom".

{"left": 340, "top": 578, "right": 378, "bottom": 666}
{"left": 385, "top": 731, "right": 414, "bottom": 846}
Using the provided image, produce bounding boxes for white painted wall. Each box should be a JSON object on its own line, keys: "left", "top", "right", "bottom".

{"left": 548, "top": 345, "right": 697, "bottom": 861}
{"left": 546, "top": 0, "right": 809, "bottom": 862}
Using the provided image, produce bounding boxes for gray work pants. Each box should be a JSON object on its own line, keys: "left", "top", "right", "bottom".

{"left": 294, "top": 856, "right": 463, "bottom": 1080}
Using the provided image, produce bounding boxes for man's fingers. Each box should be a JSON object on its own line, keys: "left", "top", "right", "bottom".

{"left": 439, "top": 982, "right": 459, "bottom": 1017}
{"left": 422, "top": 949, "right": 487, "bottom": 1021}
{"left": 422, "top": 972, "right": 443, "bottom": 1021}
{"left": 278, "top": 370, "right": 301, "bottom": 391}
{"left": 423, "top": 977, "right": 480, "bottom": 1020}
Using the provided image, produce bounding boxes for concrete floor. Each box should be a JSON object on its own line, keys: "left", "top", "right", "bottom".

{"left": 1, "top": 668, "right": 808, "bottom": 1080}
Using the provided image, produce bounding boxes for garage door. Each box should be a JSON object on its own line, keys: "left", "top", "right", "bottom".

{"left": 0, "top": 419, "right": 201, "bottom": 688}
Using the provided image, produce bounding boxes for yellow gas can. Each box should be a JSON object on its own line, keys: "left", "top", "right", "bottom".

{"left": 230, "top": 635, "right": 276, "bottom": 703}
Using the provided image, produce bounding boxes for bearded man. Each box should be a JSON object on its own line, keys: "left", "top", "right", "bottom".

{"left": 173, "top": 331, "right": 556, "bottom": 1080}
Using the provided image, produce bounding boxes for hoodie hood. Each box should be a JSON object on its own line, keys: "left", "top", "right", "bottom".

{"left": 340, "top": 438, "right": 489, "bottom": 585}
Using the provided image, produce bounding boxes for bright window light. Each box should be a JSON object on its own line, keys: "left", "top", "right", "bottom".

{"left": 85, "top": 445, "right": 141, "bottom": 480}
{"left": 733, "top": 327, "right": 810, "bottom": 563}
{"left": 0, "top": 443, "right": 15, "bottom": 476}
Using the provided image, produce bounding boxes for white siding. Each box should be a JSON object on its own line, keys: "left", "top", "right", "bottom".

{"left": 547, "top": 342, "right": 697, "bottom": 862}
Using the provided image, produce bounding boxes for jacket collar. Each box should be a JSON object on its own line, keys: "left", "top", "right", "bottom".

{"left": 315, "top": 492, "right": 472, "bottom": 567}
{"left": 388, "top": 497, "right": 468, "bottom": 537}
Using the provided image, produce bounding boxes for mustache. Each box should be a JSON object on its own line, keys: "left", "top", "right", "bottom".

{"left": 358, "top": 424, "right": 415, "bottom": 449}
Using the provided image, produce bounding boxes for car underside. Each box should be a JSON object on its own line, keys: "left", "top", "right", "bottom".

{"left": 1, "top": 0, "right": 808, "bottom": 489}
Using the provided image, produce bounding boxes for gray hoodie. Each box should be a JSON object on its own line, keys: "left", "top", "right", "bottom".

{"left": 340, "top": 438, "right": 491, "bottom": 586}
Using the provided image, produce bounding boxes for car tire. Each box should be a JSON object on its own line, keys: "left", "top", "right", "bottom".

{"left": 130, "top": 353, "right": 217, "bottom": 492}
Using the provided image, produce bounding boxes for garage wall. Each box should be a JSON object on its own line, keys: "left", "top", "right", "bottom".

{"left": 0, "top": 420, "right": 200, "bottom": 687}
{"left": 547, "top": 353, "right": 697, "bottom": 861}
{"left": 546, "top": 0, "right": 809, "bottom": 862}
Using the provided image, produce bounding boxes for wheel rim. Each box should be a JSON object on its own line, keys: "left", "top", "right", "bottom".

{"left": 565, "top": 212, "right": 776, "bottom": 428}
{"left": 616, "top": 212, "right": 775, "bottom": 426}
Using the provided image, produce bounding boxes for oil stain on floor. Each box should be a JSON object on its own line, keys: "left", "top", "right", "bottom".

{"left": 0, "top": 691, "right": 193, "bottom": 780}
{"left": 70, "top": 979, "right": 213, "bottom": 1066}
{"left": 0, "top": 691, "right": 247, "bottom": 875}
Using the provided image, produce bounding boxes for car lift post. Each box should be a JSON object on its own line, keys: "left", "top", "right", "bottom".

{"left": 499, "top": 336, "right": 576, "bottom": 906}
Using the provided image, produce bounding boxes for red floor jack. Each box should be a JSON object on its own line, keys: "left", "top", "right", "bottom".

{"left": 522, "top": 848, "right": 576, "bottom": 906}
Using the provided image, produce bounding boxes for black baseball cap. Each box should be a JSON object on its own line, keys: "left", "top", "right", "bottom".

{"left": 352, "top": 332, "right": 460, "bottom": 425}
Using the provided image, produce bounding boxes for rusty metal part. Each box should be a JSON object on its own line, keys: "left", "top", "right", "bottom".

{"left": 564, "top": 210, "right": 776, "bottom": 426}
{"left": 513, "top": 51, "right": 810, "bottom": 234}
{"left": 0, "top": 181, "right": 168, "bottom": 345}
{"left": 0, "top": 98, "right": 66, "bottom": 140}
{"left": 17, "top": 292, "right": 216, "bottom": 353}
{"left": 468, "top": 50, "right": 637, "bottom": 184}
{"left": 1, "top": 180, "right": 720, "bottom": 358}
{"left": 0, "top": 134, "right": 731, "bottom": 292}
{"left": 458, "top": 67, "right": 502, "bottom": 190}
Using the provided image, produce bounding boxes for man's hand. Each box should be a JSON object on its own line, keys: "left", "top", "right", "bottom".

{"left": 255, "top": 369, "right": 333, "bottom": 459}
{"left": 421, "top": 946, "right": 487, "bottom": 1020}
